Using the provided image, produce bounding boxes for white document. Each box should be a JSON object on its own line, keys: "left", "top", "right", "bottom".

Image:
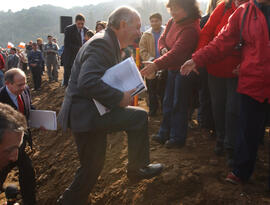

{"left": 94, "top": 57, "right": 146, "bottom": 115}
{"left": 29, "top": 110, "right": 57, "bottom": 130}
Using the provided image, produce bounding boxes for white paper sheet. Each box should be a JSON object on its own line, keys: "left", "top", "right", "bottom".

{"left": 29, "top": 110, "right": 57, "bottom": 130}
{"left": 94, "top": 57, "right": 146, "bottom": 115}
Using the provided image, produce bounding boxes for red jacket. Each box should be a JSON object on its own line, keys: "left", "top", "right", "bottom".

{"left": 154, "top": 18, "right": 200, "bottom": 70}
{"left": 0, "top": 53, "right": 5, "bottom": 70}
{"left": 193, "top": 0, "right": 270, "bottom": 103}
{"left": 197, "top": 1, "right": 241, "bottom": 78}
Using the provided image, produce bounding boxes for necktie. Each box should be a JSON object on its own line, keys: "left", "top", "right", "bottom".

{"left": 17, "top": 95, "right": 24, "bottom": 114}
{"left": 79, "top": 29, "right": 83, "bottom": 45}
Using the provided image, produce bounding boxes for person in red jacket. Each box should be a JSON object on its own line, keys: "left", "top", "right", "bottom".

{"left": 181, "top": 0, "right": 270, "bottom": 184}
{"left": 196, "top": 0, "right": 248, "bottom": 168}
{"left": 0, "top": 53, "right": 5, "bottom": 87}
{"left": 141, "top": 0, "right": 201, "bottom": 148}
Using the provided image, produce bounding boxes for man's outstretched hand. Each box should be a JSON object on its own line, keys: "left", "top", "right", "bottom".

{"left": 180, "top": 59, "right": 199, "bottom": 76}
{"left": 119, "top": 88, "right": 136, "bottom": 107}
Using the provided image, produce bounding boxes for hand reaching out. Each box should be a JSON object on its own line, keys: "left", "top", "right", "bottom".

{"left": 180, "top": 59, "right": 199, "bottom": 76}
{"left": 161, "top": 48, "right": 168, "bottom": 56}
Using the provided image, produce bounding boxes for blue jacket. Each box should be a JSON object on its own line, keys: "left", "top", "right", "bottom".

{"left": 28, "top": 50, "right": 43, "bottom": 67}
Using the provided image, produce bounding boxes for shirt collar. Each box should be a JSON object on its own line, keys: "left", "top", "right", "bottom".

{"left": 6, "top": 86, "right": 17, "bottom": 98}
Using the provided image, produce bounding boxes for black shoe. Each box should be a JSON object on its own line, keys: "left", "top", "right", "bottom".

{"left": 152, "top": 134, "right": 167, "bottom": 144}
{"left": 214, "top": 142, "right": 224, "bottom": 156}
{"left": 127, "top": 163, "right": 163, "bottom": 179}
{"left": 165, "top": 139, "right": 185, "bottom": 149}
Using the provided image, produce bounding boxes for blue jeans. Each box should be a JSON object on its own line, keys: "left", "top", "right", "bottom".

{"left": 0, "top": 70, "right": 4, "bottom": 88}
{"left": 159, "top": 70, "right": 198, "bottom": 143}
{"left": 233, "top": 94, "right": 269, "bottom": 181}
{"left": 208, "top": 74, "right": 240, "bottom": 150}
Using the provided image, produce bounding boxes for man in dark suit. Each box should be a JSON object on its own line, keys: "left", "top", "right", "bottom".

{"left": 0, "top": 68, "right": 36, "bottom": 205}
{"left": 57, "top": 7, "right": 163, "bottom": 205}
{"left": 63, "top": 13, "right": 88, "bottom": 86}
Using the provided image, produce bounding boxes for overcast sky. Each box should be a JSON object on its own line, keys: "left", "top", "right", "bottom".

{"left": 1, "top": 0, "right": 207, "bottom": 12}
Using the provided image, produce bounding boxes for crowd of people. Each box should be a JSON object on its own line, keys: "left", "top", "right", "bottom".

{"left": 0, "top": 0, "right": 269, "bottom": 204}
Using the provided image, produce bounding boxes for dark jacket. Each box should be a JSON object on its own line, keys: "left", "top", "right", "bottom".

{"left": 0, "top": 86, "right": 33, "bottom": 120}
{"left": 63, "top": 24, "right": 88, "bottom": 68}
{"left": 58, "top": 28, "right": 124, "bottom": 132}
{"left": 7, "top": 54, "right": 19, "bottom": 70}
{"left": 28, "top": 50, "right": 43, "bottom": 68}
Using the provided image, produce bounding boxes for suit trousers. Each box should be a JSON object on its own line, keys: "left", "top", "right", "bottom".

{"left": 0, "top": 140, "right": 36, "bottom": 205}
{"left": 60, "top": 106, "right": 150, "bottom": 205}
{"left": 63, "top": 64, "right": 72, "bottom": 86}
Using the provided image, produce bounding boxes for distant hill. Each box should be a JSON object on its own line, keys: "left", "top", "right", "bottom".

{"left": 0, "top": 0, "right": 207, "bottom": 48}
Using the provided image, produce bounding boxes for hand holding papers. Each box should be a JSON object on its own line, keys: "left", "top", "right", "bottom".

{"left": 29, "top": 110, "right": 57, "bottom": 130}
{"left": 94, "top": 57, "right": 146, "bottom": 115}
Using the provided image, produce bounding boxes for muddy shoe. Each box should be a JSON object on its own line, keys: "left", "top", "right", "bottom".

{"left": 225, "top": 172, "right": 242, "bottom": 185}
{"left": 165, "top": 139, "right": 185, "bottom": 149}
{"left": 127, "top": 163, "right": 163, "bottom": 179}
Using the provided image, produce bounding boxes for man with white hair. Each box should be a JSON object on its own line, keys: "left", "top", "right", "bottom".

{"left": 57, "top": 6, "right": 163, "bottom": 205}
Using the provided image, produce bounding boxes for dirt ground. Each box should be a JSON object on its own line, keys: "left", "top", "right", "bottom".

{"left": 1, "top": 67, "right": 270, "bottom": 205}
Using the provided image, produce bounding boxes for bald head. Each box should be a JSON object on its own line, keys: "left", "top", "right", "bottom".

{"left": 5, "top": 68, "right": 26, "bottom": 96}
{"left": 108, "top": 6, "right": 140, "bottom": 30}
{"left": 107, "top": 6, "right": 141, "bottom": 49}
{"left": 5, "top": 68, "right": 26, "bottom": 84}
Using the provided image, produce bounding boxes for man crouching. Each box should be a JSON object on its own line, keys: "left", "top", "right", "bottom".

{"left": 57, "top": 6, "right": 163, "bottom": 205}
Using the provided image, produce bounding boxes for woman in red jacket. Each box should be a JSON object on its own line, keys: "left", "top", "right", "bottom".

{"left": 196, "top": 0, "right": 248, "bottom": 167}
{"left": 141, "top": 0, "right": 201, "bottom": 148}
{"left": 0, "top": 53, "right": 5, "bottom": 87}
{"left": 181, "top": 0, "right": 270, "bottom": 184}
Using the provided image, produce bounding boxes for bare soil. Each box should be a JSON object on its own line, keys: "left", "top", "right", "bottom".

{"left": 1, "top": 67, "right": 270, "bottom": 205}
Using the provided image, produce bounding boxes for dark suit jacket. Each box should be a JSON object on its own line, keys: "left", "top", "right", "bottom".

{"left": 63, "top": 24, "right": 88, "bottom": 68}
{"left": 58, "top": 28, "right": 124, "bottom": 132}
{"left": 0, "top": 86, "right": 33, "bottom": 120}
{"left": 0, "top": 86, "right": 34, "bottom": 147}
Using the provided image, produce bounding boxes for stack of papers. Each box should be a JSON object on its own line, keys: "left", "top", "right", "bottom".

{"left": 94, "top": 57, "right": 146, "bottom": 115}
{"left": 29, "top": 110, "right": 57, "bottom": 130}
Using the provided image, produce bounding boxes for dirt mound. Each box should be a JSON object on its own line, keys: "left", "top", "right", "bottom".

{"left": 1, "top": 67, "right": 270, "bottom": 205}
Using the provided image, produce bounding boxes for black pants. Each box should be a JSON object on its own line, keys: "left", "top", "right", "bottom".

{"left": 146, "top": 78, "right": 159, "bottom": 113}
{"left": 22, "top": 63, "right": 28, "bottom": 72}
{"left": 30, "top": 66, "right": 41, "bottom": 90}
{"left": 63, "top": 64, "right": 72, "bottom": 86}
{"left": 0, "top": 142, "right": 36, "bottom": 205}
{"left": 60, "top": 106, "right": 150, "bottom": 205}
{"left": 197, "top": 68, "right": 214, "bottom": 129}
{"left": 233, "top": 94, "right": 269, "bottom": 181}
{"left": 146, "top": 72, "right": 167, "bottom": 114}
